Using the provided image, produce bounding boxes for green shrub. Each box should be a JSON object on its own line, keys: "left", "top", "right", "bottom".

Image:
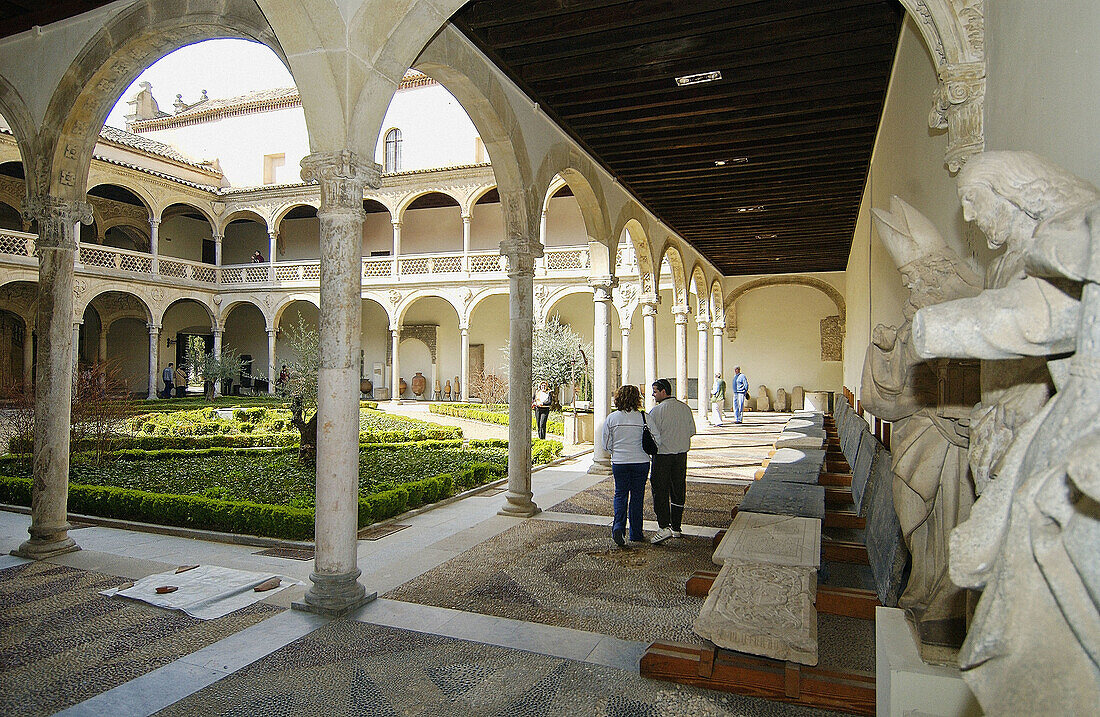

{"left": 430, "top": 402, "right": 565, "bottom": 435}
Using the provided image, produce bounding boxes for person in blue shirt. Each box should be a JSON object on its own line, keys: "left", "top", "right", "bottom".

{"left": 161, "top": 362, "right": 175, "bottom": 399}
{"left": 733, "top": 366, "right": 749, "bottom": 423}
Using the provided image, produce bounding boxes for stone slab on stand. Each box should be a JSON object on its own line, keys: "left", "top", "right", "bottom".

{"left": 712, "top": 511, "right": 821, "bottom": 568}
{"left": 849, "top": 431, "right": 876, "bottom": 516}
{"left": 740, "top": 482, "right": 826, "bottom": 521}
{"left": 766, "top": 447, "right": 825, "bottom": 474}
{"left": 876, "top": 606, "right": 979, "bottom": 717}
{"left": 775, "top": 431, "right": 825, "bottom": 450}
{"left": 864, "top": 441, "right": 908, "bottom": 607}
{"left": 693, "top": 559, "right": 818, "bottom": 665}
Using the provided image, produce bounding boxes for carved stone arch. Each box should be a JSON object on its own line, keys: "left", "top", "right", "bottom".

{"left": 0, "top": 280, "right": 40, "bottom": 324}
{"left": 466, "top": 183, "right": 498, "bottom": 216}
{"left": 271, "top": 293, "right": 320, "bottom": 329}
{"left": 0, "top": 71, "right": 41, "bottom": 202}
{"left": 157, "top": 294, "right": 217, "bottom": 329}
{"left": 163, "top": 201, "right": 219, "bottom": 236}
{"left": 86, "top": 177, "right": 157, "bottom": 221}
{"left": 396, "top": 289, "right": 462, "bottom": 327}
{"left": 81, "top": 287, "right": 153, "bottom": 325}
{"left": 724, "top": 276, "right": 846, "bottom": 340}
{"left": 39, "top": 0, "right": 284, "bottom": 203}
{"left": 218, "top": 298, "right": 269, "bottom": 328}
{"left": 615, "top": 208, "right": 657, "bottom": 294}
{"left": 542, "top": 285, "right": 596, "bottom": 324}
{"left": 536, "top": 150, "right": 612, "bottom": 265}
{"left": 363, "top": 195, "right": 396, "bottom": 221}
{"left": 272, "top": 201, "right": 320, "bottom": 232}
{"left": 414, "top": 25, "right": 536, "bottom": 244}
{"left": 897, "top": 0, "right": 985, "bottom": 171}
{"left": 542, "top": 176, "right": 570, "bottom": 214}
{"left": 220, "top": 209, "right": 270, "bottom": 235}
{"left": 395, "top": 188, "right": 464, "bottom": 221}
{"left": 710, "top": 280, "right": 725, "bottom": 326}
{"left": 466, "top": 288, "right": 510, "bottom": 326}
{"left": 655, "top": 241, "right": 688, "bottom": 306}
{"left": 689, "top": 264, "right": 710, "bottom": 320}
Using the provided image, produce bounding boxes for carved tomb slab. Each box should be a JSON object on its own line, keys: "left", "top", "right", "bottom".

{"left": 713, "top": 511, "right": 821, "bottom": 568}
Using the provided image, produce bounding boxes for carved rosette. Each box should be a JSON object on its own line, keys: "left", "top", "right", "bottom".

{"left": 300, "top": 151, "right": 382, "bottom": 216}
{"left": 931, "top": 62, "right": 986, "bottom": 172}
{"left": 23, "top": 195, "right": 93, "bottom": 249}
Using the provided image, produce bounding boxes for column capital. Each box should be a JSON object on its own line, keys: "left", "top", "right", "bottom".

{"left": 459, "top": 324, "right": 469, "bottom": 334}
{"left": 301, "top": 150, "right": 381, "bottom": 212}
{"left": 267, "top": 327, "right": 278, "bottom": 336}
{"left": 589, "top": 275, "right": 618, "bottom": 303}
{"left": 642, "top": 303, "right": 659, "bottom": 318}
{"left": 712, "top": 322, "right": 726, "bottom": 333}
{"left": 148, "top": 217, "right": 161, "bottom": 229}
{"left": 672, "top": 305, "right": 690, "bottom": 324}
{"left": 24, "top": 195, "right": 92, "bottom": 248}
{"left": 212, "top": 233, "right": 223, "bottom": 244}
{"left": 500, "top": 235, "right": 543, "bottom": 276}
{"left": 620, "top": 326, "right": 631, "bottom": 336}
{"left": 267, "top": 229, "right": 278, "bottom": 238}
{"left": 391, "top": 220, "right": 403, "bottom": 229}
{"left": 696, "top": 316, "right": 710, "bottom": 330}
{"left": 147, "top": 323, "right": 161, "bottom": 335}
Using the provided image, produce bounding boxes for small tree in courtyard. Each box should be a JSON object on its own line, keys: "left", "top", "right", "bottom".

{"left": 529, "top": 314, "right": 592, "bottom": 406}
{"left": 468, "top": 370, "right": 509, "bottom": 406}
{"left": 70, "top": 360, "right": 134, "bottom": 463}
{"left": 280, "top": 316, "right": 320, "bottom": 463}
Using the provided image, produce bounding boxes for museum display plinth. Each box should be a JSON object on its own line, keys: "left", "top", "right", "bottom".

{"left": 875, "top": 607, "right": 978, "bottom": 717}
{"left": 564, "top": 411, "right": 593, "bottom": 444}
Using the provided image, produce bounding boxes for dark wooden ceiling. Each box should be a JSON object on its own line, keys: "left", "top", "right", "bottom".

{"left": 0, "top": 1, "right": 119, "bottom": 39}
{"left": 453, "top": 0, "right": 904, "bottom": 275}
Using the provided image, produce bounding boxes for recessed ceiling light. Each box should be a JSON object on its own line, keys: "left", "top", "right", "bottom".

{"left": 754, "top": 233, "right": 778, "bottom": 240}
{"left": 676, "top": 70, "right": 722, "bottom": 87}
{"left": 736, "top": 205, "right": 765, "bottom": 213}
{"left": 714, "top": 157, "right": 748, "bottom": 167}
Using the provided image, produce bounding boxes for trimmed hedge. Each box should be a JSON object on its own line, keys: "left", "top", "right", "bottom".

{"left": 430, "top": 403, "right": 565, "bottom": 436}
{"left": 468, "top": 437, "right": 563, "bottom": 465}
{"left": 0, "top": 460, "right": 507, "bottom": 540}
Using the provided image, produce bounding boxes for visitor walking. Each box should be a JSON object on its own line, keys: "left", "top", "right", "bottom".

{"left": 647, "top": 378, "right": 696, "bottom": 543}
{"left": 602, "top": 384, "right": 651, "bottom": 547}
{"left": 174, "top": 363, "right": 188, "bottom": 397}
{"left": 733, "top": 366, "right": 749, "bottom": 424}
{"left": 532, "top": 380, "right": 552, "bottom": 440}
{"left": 161, "top": 362, "right": 174, "bottom": 399}
{"left": 710, "top": 371, "right": 726, "bottom": 426}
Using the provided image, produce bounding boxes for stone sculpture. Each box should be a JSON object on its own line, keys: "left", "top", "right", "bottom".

{"left": 454, "top": 375, "right": 460, "bottom": 400}
{"left": 792, "top": 385, "right": 805, "bottom": 411}
{"left": 860, "top": 196, "right": 982, "bottom": 663}
{"left": 444, "top": 379, "right": 452, "bottom": 400}
{"left": 913, "top": 157, "right": 1100, "bottom": 713}
{"left": 756, "top": 386, "right": 770, "bottom": 411}
{"left": 775, "top": 388, "right": 789, "bottom": 412}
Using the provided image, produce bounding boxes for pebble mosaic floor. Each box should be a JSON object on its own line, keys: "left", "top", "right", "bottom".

{"left": 547, "top": 476, "right": 747, "bottom": 528}
{"left": 385, "top": 519, "right": 715, "bottom": 644}
{"left": 0, "top": 561, "right": 281, "bottom": 717}
{"left": 155, "top": 620, "right": 843, "bottom": 717}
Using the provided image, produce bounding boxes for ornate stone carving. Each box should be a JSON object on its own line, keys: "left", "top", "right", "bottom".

{"left": 911, "top": 155, "right": 1100, "bottom": 712}
{"left": 712, "top": 511, "right": 821, "bottom": 569}
{"left": 300, "top": 151, "right": 382, "bottom": 214}
{"left": 388, "top": 289, "right": 402, "bottom": 308}
{"left": 860, "top": 195, "right": 982, "bottom": 664}
{"left": 23, "top": 195, "right": 92, "bottom": 248}
{"left": 387, "top": 324, "right": 438, "bottom": 363}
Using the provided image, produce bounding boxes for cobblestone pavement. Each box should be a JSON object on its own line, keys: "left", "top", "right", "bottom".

{"left": 155, "top": 621, "right": 841, "bottom": 717}
{"left": 0, "top": 561, "right": 280, "bottom": 717}
{"left": 548, "top": 476, "right": 747, "bottom": 528}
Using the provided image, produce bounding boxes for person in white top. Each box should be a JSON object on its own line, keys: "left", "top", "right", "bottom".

{"left": 532, "top": 381, "right": 553, "bottom": 439}
{"left": 601, "top": 384, "right": 651, "bottom": 546}
{"left": 647, "top": 378, "right": 697, "bottom": 543}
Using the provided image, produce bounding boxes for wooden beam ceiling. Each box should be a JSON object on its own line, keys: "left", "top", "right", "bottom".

{"left": 453, "top": 0, "right": 905, "bottom": 276}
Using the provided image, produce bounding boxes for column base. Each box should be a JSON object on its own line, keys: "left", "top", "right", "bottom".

{"left": 498, "top": 491, "right": 541, "bottom": 518}
{"left": 292, "top": 568, "right": 375, "bottom": 618}
{"left": 588, "top": 457, "right": 612, "bottom": 475}
{"left": 12, "top": 530, "right": 80, "bottom": 560}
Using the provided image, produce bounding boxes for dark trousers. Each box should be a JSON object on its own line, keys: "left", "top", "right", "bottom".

{"left": 612, "top": 462, "right": 649, "bottom": 541}
{"left": 535, "top": 407, "right": 550, "bottom": 439}
{"left": 162, "top": 380, "right": 173, "bottom": 398}
{"left": 650, "top": 451, "right": 688, "bottom": 530}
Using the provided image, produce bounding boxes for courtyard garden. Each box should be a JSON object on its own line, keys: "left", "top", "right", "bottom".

{"left": 0, "top": 399, "right": 562, "bottom": 541}
{"left": 430, "top": 402, "right": 567, "bottom": 436}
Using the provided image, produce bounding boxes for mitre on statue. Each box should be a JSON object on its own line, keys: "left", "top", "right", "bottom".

{"left": 872, "top": 195, "right": 953, "bottom": 271}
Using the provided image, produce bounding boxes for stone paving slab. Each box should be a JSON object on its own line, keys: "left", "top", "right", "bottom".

{"left": 547, "top": 476, "right": 746, "bottom": 528}
{"left": 154, "top": 621, "right": 840, "bottom": 717}
{"left": 384, "top": 519, "right": 715, "bottom": 645}
{"left": 712, "top": 511, "right": 821, "bottom": 568}
{"left": 774, "top": 432, "right": 825, "bottom": 449}
{"left": 0, "top": 561, "right": 280, "bottom": 717}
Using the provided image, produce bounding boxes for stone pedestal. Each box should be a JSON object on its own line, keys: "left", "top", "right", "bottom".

{"left": 564, "top": 411, "right": 594, "bottom": 444}
{"left": 876, "top": 607, "right": 979, "bottom": 717}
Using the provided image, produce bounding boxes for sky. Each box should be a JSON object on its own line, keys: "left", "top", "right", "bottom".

{"left": 104, "top": 40, "right": 294, "bottom": 130}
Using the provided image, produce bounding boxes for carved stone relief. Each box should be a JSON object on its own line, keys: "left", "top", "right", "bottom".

{"left": 820, "top": 315, "right": 842, "bottom": 361}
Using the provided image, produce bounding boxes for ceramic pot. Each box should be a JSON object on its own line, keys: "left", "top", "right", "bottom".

{"left": 399, "top": 378, "right": 407, "bottom": 396}
{"left": 360, "top": 378, "right": 373, "bottom": 394}
{"left": 411, "top": 371, "right": 426, "bottom": 396}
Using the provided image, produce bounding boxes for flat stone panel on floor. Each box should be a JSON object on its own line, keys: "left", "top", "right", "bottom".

{"left": 712, "top": 511, "right": 821, "bottom": 568}
{"left": 767, "top": 447, "right": 826, "bottom": 473}
{"left": 693, "top": 559, "right": 818, "bottom": 665}
{"left": 775, "top": 432, "right": 825, "bottom": 449}
{"left": 740, "top": 482, "right": 826, "bottom": 520}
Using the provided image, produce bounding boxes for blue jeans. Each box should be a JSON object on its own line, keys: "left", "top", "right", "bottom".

{"left": 734, "top": 392, "right": 746, "bottom": 422}
{"left": 612, "top": 462, "right": 650, "bottom": 541}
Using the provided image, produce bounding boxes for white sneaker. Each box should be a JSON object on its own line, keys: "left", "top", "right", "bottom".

{"left": 671, "top": 530, "right": 683, "bottom": 538}
{"left": 651, "top": 527, "right": 675, "bottom": 544}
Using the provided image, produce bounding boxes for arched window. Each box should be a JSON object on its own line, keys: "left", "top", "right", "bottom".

{"left": 384, "top": 128, "right": 402, "bottom": 172}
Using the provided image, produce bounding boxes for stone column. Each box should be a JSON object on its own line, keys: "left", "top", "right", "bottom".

{"left": 589, "top": 277, "right": 617, "bottom": 475}
{"left": 697, "top": 317, "right": 710, "bottom": 422}
{"left": 712, "top": 323, "right": 724, "bottom": 404}
{"left": 71, "top": 322, "right": 81, "bottom": 381}
{"left": 14, "top": 195, "right": 92, "bottom": 559}
{"left": 642, "top": 300, "right": 658, "bottom": 409}
{"left": 460, "top": 324, "right": 470, "bottom": 402}
{"left": 147, "top": 324, "right": 159, "bottom": 400}
{"left": 673, "top": 306, "right": 689, "bottom": 401}
{"left": 148, "top": 217, "right": 160, "bottom": 274}
{"left": 213, "top": 233, "right": 223, "bottom": 283}
{"left": 620, "top": 326, "right": 631, "bottom": 389}
{"left": 498, "top": 233, "right": 542, "bottom": 517}
{"left": 536, "top": 209, "right": 549, "bottom": 276}
{"left": 212, "top": 327, "right": 223, "bottom": 397}
{"left": 22, "top": 321, "right": 33, "bottom": 389}
{"left": 98, "top": 323, "right": 108, "bottom": 364}
{"left": 391, "top": 220, "right": 402, "bottom": 277}
{"left": 267, "top": 329, "right": 277, "bottom": 394}
{"left": 268, "top": 230, "right": 278, "bottom": 281}
{"left": 294, "top": 150, "right": 380, "bottom": 616}
{"left": 461, "top": 214, "right": 471, "bottom": 273}
{"left": 390, "top": 327, "right": 401, "bottom": 403}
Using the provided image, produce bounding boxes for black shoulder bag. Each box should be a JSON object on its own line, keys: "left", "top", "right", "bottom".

{"left": 641, "top": 412, "right": 659, "bottom": 457}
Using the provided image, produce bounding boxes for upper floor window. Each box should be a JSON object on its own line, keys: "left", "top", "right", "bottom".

{"left": 384, "top": 128, "right": 402, "bottom": 172}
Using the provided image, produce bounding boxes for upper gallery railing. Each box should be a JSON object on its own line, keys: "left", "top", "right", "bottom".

{"left": 0, "top": 229, "right": 638, "bottom": 288}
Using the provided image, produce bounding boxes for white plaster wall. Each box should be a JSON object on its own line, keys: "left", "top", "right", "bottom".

{"left": 278, "top": 217, "right": 320, "bottom": 261}
{"left": 544, "top": 195, "right": 587, "bottom": 246}
{"left": 401, "top": 205, "right": 462, "bottom": 254}
{"left": 398, "top": 297, "right": 461, "bottom": 398}
{"left": 108, "top": 317, "right": 151, "bottom": 393}
{"left": 361, "top": 212, "right": 392, "bottom": 256}
{"left": 222, "top": 221, "right": 268, "bottom": 264}
{"left": 159, "top": 214, "right": 211, "bottom": 262}
{"left": 360, "top": 300, "right": 390, "bottom": 386}
{"left": 222, "top": 303, "right": 268, "bottom": 380}
{"left": 843, "top": 17, "right": 968, "bottom": 401}
{"left": 726, "top": 284, "right": 842, "bottom": 399}
{"left": 984, "top": 1, "right": 1100, "bottom": 190}
{"left": 141, "top": 105, "right": 311, "bottom": 188}
{"left": 373, "top": 83, "right": 481, "bottom": 172}
{"left": 469, "top": 201, "right": 503, "bottom": 250}
{"left": 468, "top": 293, "right": 509, "bottom": 374}
{"left": 274, "top": 302, "right": 318, "bottom": 368}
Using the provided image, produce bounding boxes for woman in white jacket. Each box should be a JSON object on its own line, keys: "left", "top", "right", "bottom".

{"left": 602, "top": 384, "right": 651, "bottom": 546}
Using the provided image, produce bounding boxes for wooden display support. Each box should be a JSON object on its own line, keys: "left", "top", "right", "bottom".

{"left": 640, "top": 641, "right": 875, "bottom": 716}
